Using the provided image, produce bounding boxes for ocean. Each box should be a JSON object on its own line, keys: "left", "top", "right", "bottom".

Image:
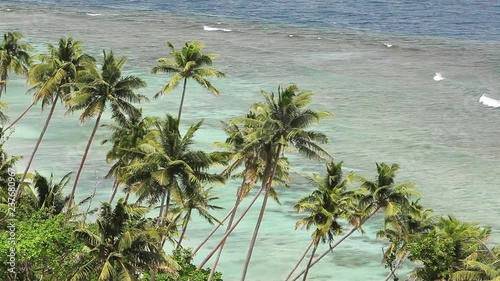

{"left": 1, "top": 1, "right": 499, "bottom": 280}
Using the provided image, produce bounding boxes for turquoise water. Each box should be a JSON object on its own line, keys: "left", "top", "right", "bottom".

{"left": 1, "top": 2, "right": 500, "bottom": 280}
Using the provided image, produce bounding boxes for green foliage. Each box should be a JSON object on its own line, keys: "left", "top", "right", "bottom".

{"left": 69, "top": 199, "right": 177, "bottom": 281}
{"left": 407, "top": 232, "right": 456, "bottom": 280}
{"left": 407, "top": 216, "right": 494, "bottom": 281}
{"left": 141, "top": 248, "right": 223, "bottom": 281}
{"left": 0, "top": 211, "right": 82, "bottom": 280}
{"left": 0, "top": 31, "right": 33, "bottom": 96}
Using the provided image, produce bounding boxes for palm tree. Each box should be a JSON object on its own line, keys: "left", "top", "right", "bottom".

{"left": 290, "top": 162, "right": 419, "bottom": 281}
{"left": 65, "top": 50, "right": 147, "bottom": 214}
{"left": 287, "top": 161, "right": 355, "bottom": 281}
{"left": 173, "top": 185, "right": 223, "bottom": 249}
{"left": 238, "top": 85, "right": 332, "bottom": 281}
{"left": 101, "top": 109, "right": 158, "bottom": 204}
{"left": 123, "top": 115, "right": 225, "bottom": 281}
{"left": 0, "top": 100, "right": 9, "bottom": 124}
{"left": 452, "top": 246, "right": 500, "bottom": 281}
{"left": 198, "top": 85, "right": 329, "bottom": 275}
{"left": 70, "top": 198, "right": 178, "bottom": 280}
{"left": 31, "top": 171, "right": 71, "bottom": 215}
{"left": 0, "top": 31, "right": 32, "bottom": 96}
{"left": 14, "top": 37, "right": 93, "bottom": 201}
{"left": 377, "top": 200, "right": 435, "bottom": 281}
{"left": 151, "top": 40, "right": 226, "bottom": 121}
{"left": 205, "top": 117, "right": 266, "bottom": 280}
{"left": 125, "top": 114, "right": 225, "bottom": 227}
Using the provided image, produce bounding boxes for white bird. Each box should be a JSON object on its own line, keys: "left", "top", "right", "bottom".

{"left": 433, "top": 72, "right": 444, "bottom": 81}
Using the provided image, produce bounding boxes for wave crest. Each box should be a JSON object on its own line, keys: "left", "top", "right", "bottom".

{"left": 479, "top": 94, "right": 500, "bottom": 108}
{"left": 203, "top": 25, "right": 231, "bottom": 32}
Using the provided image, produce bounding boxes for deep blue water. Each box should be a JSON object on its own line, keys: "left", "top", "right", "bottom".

{"left": 4, "top": 0, "right": 500, "bottom": 40}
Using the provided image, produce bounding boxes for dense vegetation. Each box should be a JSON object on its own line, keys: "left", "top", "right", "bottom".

{"left": 0, "top": 32, "right": 498, "bottom": 281}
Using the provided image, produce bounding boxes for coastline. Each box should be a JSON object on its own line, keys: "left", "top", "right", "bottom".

{"left": 1, "top": 2, "right": 499, "bottom": 280}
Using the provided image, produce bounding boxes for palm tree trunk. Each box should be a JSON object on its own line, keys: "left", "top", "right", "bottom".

{"left": 14, "top": 96, "right": 58, "bottom": 201}
{"left": 290, "top": 206, "right": 381, "bottom": 281}
{"left": 108, "top": 180, "right": 119, "bottom": 204}
{"left": 5, "top": 101, "right": 35, "bottom": 131}
{"left": 176, "top": 210, "right": 191, "bottom": 249}
{"left": 208, "top": 178, "right": 246, "bottom": 281}
{"left": 284, "top": 240, "right": 314, "bottom": 281}
{"left": 302, "top": 243, "right": 318, "bottom": 281}
{"left": 384, "top": 253, "right": 408, "bottom": 281}
{"left": 197, "top": 185, "right": 265, "bottom": 270}
{"left": 157, "top": 192, "right": 168, "bottom": 226}
{"left": 150, "top": 191, "right": 169, "bottom": 281}
{"left": 192, "top": 208, "right": 235, "bottom": 255}
{"left": 0, "top": 66, "right": 7, "bottom": 97}
{"left": 66, "top": 113, "right": 102, "bottom": 217}
{"left": 177, "top": 78, "right": 188, "bottom": 121}
{"left": 240, "top": 144, "right": 282, "bottom": 281}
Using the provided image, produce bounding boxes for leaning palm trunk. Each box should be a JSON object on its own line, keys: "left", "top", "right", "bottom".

{"left": 197, "top": 185, "right": 265, "bottom": 270}
{"left": 4, "top": 101, "right": 35, "bottom": 131}
{"left": 0, "top": 66, "right": 7, "bottom": 96}
{"left": 151, "top": 190, "right": 171, "bottom": 281}
{"left": 290, "top": 206, "right": 381, "bottom": 281}
{"left": 66, "top": 114, "right": 102, "bottom": 216}
{"left": 240, "top": 144, "right": 282, "bottom": 281}
{"left": 192, "top": 208, "right": 234, "bottom": 255}
{"left": 284, "top": 240, "right": 314, "bottom": 281}
{"left": 177, "top": 78, "right": 188, "bottom": 121}
{"left": 208, "top": 177, "right": 247, "bottom": 281}
{"left": 108, "top": 180, "right": 119, "bottom": 204}
{"left": 384, "top": 253, "right": 408, "bottom": 281}
{"left": 302, "top": 243, "right": 318, "bottom": 281}
{"left": 176, "top": 210, "right": 192, "bottom": 249}
{"left": 14, "top": 96, "right": 58, "bottom": 201}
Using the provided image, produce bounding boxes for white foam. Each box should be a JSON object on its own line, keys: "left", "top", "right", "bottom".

{"left": 86, "top": 13, "right": 101, "bottom": 16}
{"left": 6, "top": 8, "right": 12, "bottom": 11}
{"left": 203, "top": 25, "right": 231, "bottom": 32}
{"left": 433, "top": 72, "right": 444, "bottom": 81}
{"left": 384, "top": 43, "right": 393, "bottom": 48}
{"left": 479, "top": 94, "right": 500, "bottom": 108}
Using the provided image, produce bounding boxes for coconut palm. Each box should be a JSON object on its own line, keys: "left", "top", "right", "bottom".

{"left": 31, "top": 171, "right": 71, "bottom": 215}
{"left": 173, "top": 185, "right": 223, "bottom": 249}
{"left": 124, "top": 115, "right": 225, "bottom": 281}
{"left": 204, "top": 117, "right": 266, "bottom": 280}
{"left": 287, "top": 161, "right": 355, "bottom": 281}
{"left": 377, "top": 200, "right": 435, "bottom": 281}
{"left": 70, "top": 198, "right": 178, "bottom": 280}
{"left": 65, "top": 50, "right": 147, "bottom": 213}
{"left": 0, "top": 31, "right": 32, "bottom": 96}
{"left": 15, "top": 37, "right": 93, "bottom": 200}
{"left": 151, "top": 40, "right": 226, "bottom": 121}
{"left": 238, "top": 85, "right": 332, "bottom": 281}
{"left": 101, "top": 109, "right": 158, "bottom": 204}
{"left": 290, "top": 162, "right": 419, "bottom": 281}
{"left": 125, "top": 114, "right": 225, "bottom": 227}
{"left": 0, "top": 100, "right": 9, "bottom": 124}
{"left": 452, "top": 246, "right": 500, "bottom": 281}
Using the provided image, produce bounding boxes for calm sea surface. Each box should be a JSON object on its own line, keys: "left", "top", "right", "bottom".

{"left": 1, "top": 1, "right": 499, "bottom": 280}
